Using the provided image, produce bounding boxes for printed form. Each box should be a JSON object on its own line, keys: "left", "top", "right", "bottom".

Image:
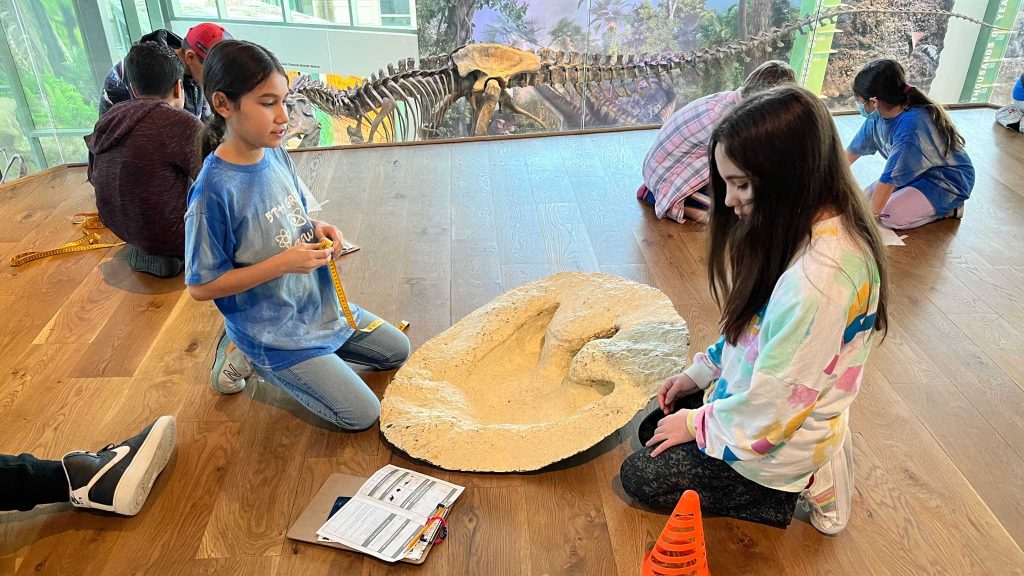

{"left": 316, "top": 465, "right": 464, "bottom": 562}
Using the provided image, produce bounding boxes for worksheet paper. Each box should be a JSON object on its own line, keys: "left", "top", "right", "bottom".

{"left": 315, "top": 465, "right": 464, "bottom": 562}
{"left": 877, "top": 224, "right": 906, "bottom": 247}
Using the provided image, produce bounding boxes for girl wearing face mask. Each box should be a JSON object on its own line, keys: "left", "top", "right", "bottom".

{"left": 619, "top": 86, "right": 889, "bottom": 535}
{"left": 184, "top": 40, "right": 410, "bottom": 430}
{"left": 846, "top": 59, "right": 975, "bottom": 230}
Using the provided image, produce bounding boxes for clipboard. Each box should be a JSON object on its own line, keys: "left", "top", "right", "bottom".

{"left": 286, "top": 473, "right": 447, "bottom": 565}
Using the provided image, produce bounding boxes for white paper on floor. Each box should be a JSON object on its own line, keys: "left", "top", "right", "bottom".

{"left": 877, "top": 224, "right": 906, "bottom": 247}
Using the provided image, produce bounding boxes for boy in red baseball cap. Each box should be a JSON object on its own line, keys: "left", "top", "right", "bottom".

{"left": 99, "top": 23, "right": 231, "bottom": 119}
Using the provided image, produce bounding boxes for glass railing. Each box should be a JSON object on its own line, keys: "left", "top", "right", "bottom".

{"left": 1, "top": 0, "right": 1021, "bottom": 182}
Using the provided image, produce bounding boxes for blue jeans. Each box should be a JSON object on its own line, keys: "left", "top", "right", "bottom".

{"left": 255, "top": 311, "right": 411, "bottom": 430}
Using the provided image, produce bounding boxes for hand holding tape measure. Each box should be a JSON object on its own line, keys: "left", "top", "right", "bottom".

{"left": 317, "top": 237, "right": 409, "bottom": 335}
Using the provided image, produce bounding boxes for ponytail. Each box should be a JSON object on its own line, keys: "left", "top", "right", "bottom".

{"left": 904, "top": 86, "right": 965, "bottom": 156}
{"left": 199, "top": 114, "right": 226, "bottom": 160}
{"left": 853, "top": 58, "right": 965, "bottom": 156}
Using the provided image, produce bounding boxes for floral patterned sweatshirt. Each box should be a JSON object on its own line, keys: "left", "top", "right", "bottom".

{"left": 682, "top": 216, "right": 881, "bottom": 492}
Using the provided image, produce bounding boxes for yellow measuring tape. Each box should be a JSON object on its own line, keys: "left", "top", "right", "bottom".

{"left": 318, "top": 238, "right": 408, "bottom": 334}
{"left": 10, "top": 212, "right": 125, "bottom": 267}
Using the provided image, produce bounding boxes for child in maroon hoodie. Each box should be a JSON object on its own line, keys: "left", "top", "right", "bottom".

{"left": 85, "top": 41, "right": 203, "bottom": 277}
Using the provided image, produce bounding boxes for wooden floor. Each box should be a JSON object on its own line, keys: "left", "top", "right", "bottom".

{"left": 1, "top": 108, "right": 1023, "bottom": 575}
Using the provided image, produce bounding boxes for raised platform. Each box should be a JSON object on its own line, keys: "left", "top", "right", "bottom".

{"left": 1, "top": 108, "right": 1022, "bottom": 575}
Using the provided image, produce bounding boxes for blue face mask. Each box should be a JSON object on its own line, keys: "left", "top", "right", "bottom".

{"left": 856, "top": 100, "right": 877, "bottom": 119}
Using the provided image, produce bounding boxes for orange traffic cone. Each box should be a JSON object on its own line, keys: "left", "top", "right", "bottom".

{"left": 642, "top": 490, "right": 710, "bottom": 576}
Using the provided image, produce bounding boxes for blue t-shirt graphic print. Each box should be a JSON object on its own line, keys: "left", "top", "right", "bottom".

{"left": 185, "top": 146, "right": 360, "bottom": 371}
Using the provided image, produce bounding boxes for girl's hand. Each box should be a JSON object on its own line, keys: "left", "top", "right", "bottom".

{"left": 645, "top": 410, "right": 696, "bottom": 457}
{"left": 274, "top": 242, "right": 332, "bottom": 275}
{"left": 657, "top": 373, "right": 699, "bottom": 414}
{"left": 313, "top": 221, "right": 343, "bottom": 257}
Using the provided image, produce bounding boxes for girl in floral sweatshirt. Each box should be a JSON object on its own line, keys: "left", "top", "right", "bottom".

{"left": 620, "top": 86, "right": 890, "bottom": 535}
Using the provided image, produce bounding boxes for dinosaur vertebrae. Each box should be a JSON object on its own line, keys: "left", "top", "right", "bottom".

{"left": 291, "top": 57, "right": 460, "bottom": 140}
{"left": 293, "top": 7, "right": 1001, "bottom": 141}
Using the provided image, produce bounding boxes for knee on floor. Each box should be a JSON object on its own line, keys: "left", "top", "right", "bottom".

{"left": 332, "top": 396, "right": 382, "bottom": 431}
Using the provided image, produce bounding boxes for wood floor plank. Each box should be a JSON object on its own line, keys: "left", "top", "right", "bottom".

{"left": 451, "top": 254, "right": 503, "bottom": 323}
{"left": 190, "top": 557, "right": 281, "bottom": 575}
{"left": 599, "top": 263, "right": 654, "bottom": 286}
{"left": 0, "top": 344, "right": 85, "bottom": 430}
{"left": 948, "top": 313, "right": 1024, "bottom": 392}
{"left": 69, "top": 285, "right": 183, "bottom": 379}
{"left": 451, "top": 143, "right": 504, "bottom": 323}
{"left": 491, "top": 164, "right": 546, "bottom": 267}
{"left": 0, "top": 507, "right": 57, "bottom": 573}
{"left": 0, "top": 169, "right": 87, "bottom": 243}
{"left": 442, "top": 486, "right": 530, "bottom": 576}
{"left": 30, "top": 253, "right": 128, "bottom": 345}
{"left": 102, "top": 297, "right": 232, "bottom": 440}
{"left": 500, "top": 262, "right": 552, "bottom": 290}
{"left": 856, "top": 366, "right": 1024, "bottom": 568}
{"left": 536, "top": 202, "right": 601, "bottom": 273}
{"left": 197, "top": 384, "right": 312, "bottom": 559}
{"left": 589, "top": 422, "right": 666, "bottom": 576}
{"left": 524, "top": 462, "right": 618, "bottom": 576}
{"left": 0, "top": 377, "right": 130, "bottom": 457}
{"left": 886, "top": 274, "right": 1024, "bottom": 457}
{"left": 878, "top": 370, "right": 1024, "bottom": 543}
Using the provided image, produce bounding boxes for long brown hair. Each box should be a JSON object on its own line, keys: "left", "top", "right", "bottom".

{"left": 853, "top": 58, "right": 964, "bottom": 156}
{"left": 707, "top": 86, "right": 889, "bottom": 345}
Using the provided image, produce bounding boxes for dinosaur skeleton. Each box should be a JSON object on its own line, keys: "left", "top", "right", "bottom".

{"left": 291, "top": 7, "right": 1004, "bottom": 142}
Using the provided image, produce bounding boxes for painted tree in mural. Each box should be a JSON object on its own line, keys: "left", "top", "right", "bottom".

{"left": 742, "top": 0, "right": 773, "bottom": 72}
{"left": 482, "top": 12, "right": 542, "bottom": 47}
{"left": 416, "top": 0, "right": 530, "bottom": 53}
{"left": 548, "top": 16, "right": 586, "bottom": 51}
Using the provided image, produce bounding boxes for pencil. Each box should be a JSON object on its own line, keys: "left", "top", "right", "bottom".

{"left": 404, "top": 504, "right": 447, "bottom": 555}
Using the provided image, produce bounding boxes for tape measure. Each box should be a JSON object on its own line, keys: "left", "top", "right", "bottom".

{"left": 73, "top": 212, "right": 107, "bottom": 230}
{"left": 10, "top": 213, "right": 125, "bottom": 267}
{"left": 318, "top": 238, "right": 386, "bottom": 333}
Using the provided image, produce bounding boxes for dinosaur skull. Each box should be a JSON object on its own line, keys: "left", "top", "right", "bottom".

{"left": 284, "top": 92, "right": 322, "bottom": 148}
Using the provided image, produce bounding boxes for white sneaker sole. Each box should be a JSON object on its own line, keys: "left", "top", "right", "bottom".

{"left": 212, "top": 332, "right": 250, "bottom": 395}
{"left": 112, "top": 416, "right": 176, "bottom": 516}
{"left": 809, "top": 429, "right": 854, "bottom": 535}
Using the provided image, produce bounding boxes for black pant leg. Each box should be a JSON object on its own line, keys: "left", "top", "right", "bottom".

{"left": 0, "top": 453, "right": 69, "bottom": 511}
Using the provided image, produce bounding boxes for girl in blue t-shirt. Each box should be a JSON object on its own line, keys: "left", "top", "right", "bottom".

{"left": 995, "top": 73, "right": 1024, "bottom": 133}
{"left": 846, "top": 59, "right": 975, "bottom": 230}
{"left": 184, "top": 40, "right": 410, "bottom": 430}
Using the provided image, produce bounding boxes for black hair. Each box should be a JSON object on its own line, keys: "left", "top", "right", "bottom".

{"left": 197, "top": 40, "right": 287, "bottom": 159}
{"left": 853, "top": 59, "right": 964, "bottom": 156}
{"left": 124, "top": 41, "right": 184, "bottom": 98}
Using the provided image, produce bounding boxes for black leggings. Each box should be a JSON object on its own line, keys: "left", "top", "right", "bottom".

{"left": 0, "top": 453, "right": 69, "bottom": 511}
{"left": 619, "top": 393, "right": 800, "bottom": 528}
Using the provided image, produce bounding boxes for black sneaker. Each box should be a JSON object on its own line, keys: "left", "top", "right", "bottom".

{"left": 61, "top": 415, "right": 176, "bottom": 516}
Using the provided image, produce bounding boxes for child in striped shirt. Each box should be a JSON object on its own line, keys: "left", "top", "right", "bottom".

{"left": 638, "top": 60, "right": 796, "bottom": 223}
{"left": 621, "top": 86, "right": 890, "bottom": 535}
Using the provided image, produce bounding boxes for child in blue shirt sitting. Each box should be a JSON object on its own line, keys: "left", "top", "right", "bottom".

{"left": 184, "top": 40, "right": 410, "bottom": 430}
{"left": 995, "top": 73, "right": 1024, "bottom": 133}
{"left": 846, "top": 59, "right": 975, "bottom": 230}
